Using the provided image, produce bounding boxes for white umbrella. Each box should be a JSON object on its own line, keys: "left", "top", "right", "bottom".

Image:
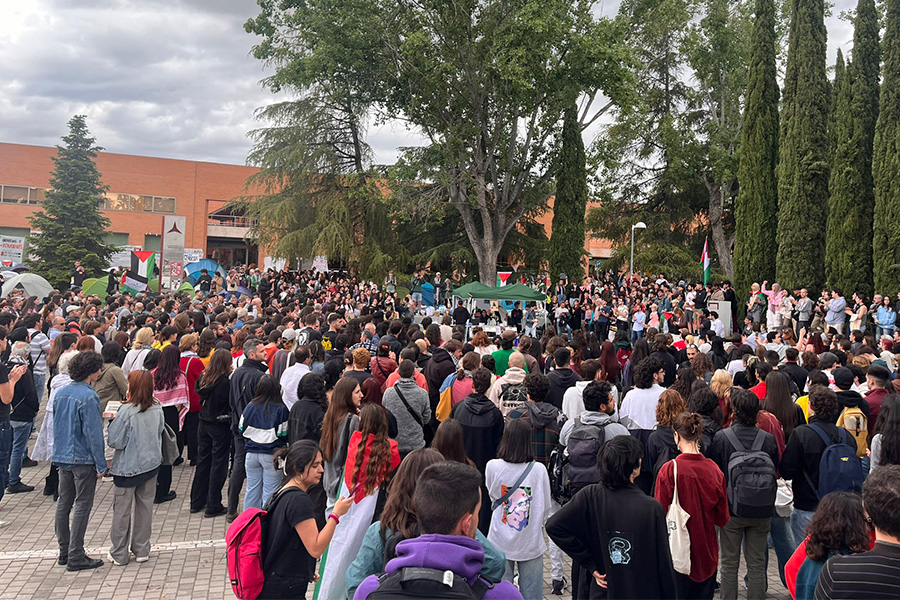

{"left": 2, "top": 273, "right": 54, "bottom": 299}
{"left": 1, "top": 271, "right": 17, "bottom": 280}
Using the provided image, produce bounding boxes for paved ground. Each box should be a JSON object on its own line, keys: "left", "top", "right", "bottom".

{"left": 0, "top": 432, "right": 791, "bottom": 599}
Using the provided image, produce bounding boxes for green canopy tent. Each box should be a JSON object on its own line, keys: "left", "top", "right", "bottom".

{"left": 451, "top": 281, "right": 548, "bottom": 334}
{"left": 178, "top": 281, "right": 196, "bottom": 294}
{"left": 82, "top": 276, "right": 111, "bottom": 300}
{"left": 450, "top": 281, "right": 497, "bottom": 299}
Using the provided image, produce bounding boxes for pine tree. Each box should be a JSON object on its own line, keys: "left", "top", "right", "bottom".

{"left": 828, "top": 0, "right": 880, "bottom": 296}
{"left": 776, "top": 0, "right": 830, "bottom": 291}
{"left": 549, "top": 104, "right": 588, "bottom": 281}
{"left": 27, "top": 115, "right": 115, "bottom": 289}
{"left": 829, "top": 51, "right": 846, "bottom": 161}
{"left": 734, "top": 0, "right": 779, "bottom": 307}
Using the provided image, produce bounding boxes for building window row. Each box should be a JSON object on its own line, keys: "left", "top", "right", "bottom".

{"left": 102, "top": 193, "right": 176, "bottom": 214}
{"left": 0, "top": 184, "right": 47, "bottom": 205}
{"left": 0, "top": 185, "right": 177, "bottom": 215}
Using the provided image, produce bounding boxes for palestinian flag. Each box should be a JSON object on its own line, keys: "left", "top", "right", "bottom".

{"left": 122, "top": 251, "right": 156, "bottom": 292}
{"left": 497, "top": 271, "right": 512, "bottom": 286}
{"left": 701, "top": 238, "right": 710, "bottom": 286}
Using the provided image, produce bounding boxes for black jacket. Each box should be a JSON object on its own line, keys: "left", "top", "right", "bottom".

{"left": 646, "top": 425, "right": 679, "bottom": 484}
{"left": 780, "top": 417, "right": 857, "bottom": 511}
{"left": 9, "top": 362, "right": 38, "bottom": 422}
{"left": 546, "top": 368, "right": 582, "bottom": 410}
{"left": 709, "top": 424, "right": 779, "bottom": 516}
{"left": 835, "top": 390, "right": 870, "bottom": 420}
{"left": 229, "top": 359, "right": 268, "bottom": 435}
{"left": 547, "top": 483, "right": 677, "bottom": 600}
{"left": 450, "top": 393, "right": 504, "bottom": 474}
{"left": 651, "top": 350, "right": 677, "bottom": 387}
{"left": 197, "top": 374, "right": 230, "bottom": 423}
{"left": 289, "top": 394, "right": 327, "bottom": 445}
{"left": 780, "top": 362, "right": 808, "bottom": 393}
{"left": 423, "top": 348, "right": 457, "bottom": 414}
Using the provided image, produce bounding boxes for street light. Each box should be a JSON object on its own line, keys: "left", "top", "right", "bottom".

{"left": 630, "top": 221, "right": 647, "bottom": 281}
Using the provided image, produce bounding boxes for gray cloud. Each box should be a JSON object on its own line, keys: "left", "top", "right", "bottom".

{"left": 0, "top": 0, "right": 864, "bottom": 168}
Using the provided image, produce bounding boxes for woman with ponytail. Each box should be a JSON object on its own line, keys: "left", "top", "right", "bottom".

{"left": 654, "top": 412, "right": 729, "bottom": 600}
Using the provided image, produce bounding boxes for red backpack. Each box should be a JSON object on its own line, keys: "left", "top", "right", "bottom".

{"left": 226, "top": 489, "right": 291, "bottom": 600}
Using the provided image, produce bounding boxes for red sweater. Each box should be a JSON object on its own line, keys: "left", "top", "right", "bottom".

{"left": 179, "top": 355, "right": 206, "bottom": 413}
{"left": 655, "top": 453, "right": 730, "bottom": 582}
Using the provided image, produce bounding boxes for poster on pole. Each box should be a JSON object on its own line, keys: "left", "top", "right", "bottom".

{"left": 184, "top": 248, "right": 204, "bottom": 264}
{"left": 0, "top": 236, "right": 25, "bottom": 263}
{"left": 161, "top": 216, "right": 186, "bottom": 292}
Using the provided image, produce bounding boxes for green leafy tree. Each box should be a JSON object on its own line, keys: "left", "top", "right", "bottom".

{"left": 733, "top": 0, "right": 779, "bottom": 305}
{"left": 776, "top": 0, "right": 830, "bottom": 290}
{"left": 548, "top": 105, "right": 588, "bottom": 280}
{"left": 828, "top": 0, "right": 880, "bottom": 298}
{"left": 27, "top": 115, "right": 114, "bottom": 289}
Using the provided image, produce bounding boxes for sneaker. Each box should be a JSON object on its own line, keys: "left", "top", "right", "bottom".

{"left": 134, "top": 555, "right": 149, "bottom": 563}
{"left": 552, "top": 576, "right": 568, "bottom": 595}
{"left": 21, "top": 457, "right": 38, "bottom": 468}
{"left": 107, "top": 551, "right": 127, "bottom": 567}
{"left": 204, "top": 506, "right": 228, "bottom": 518}
{"left": 66, "top": 556, "right": 104, "bottom": 572}
{"left": 6, "top": 482, "right": 35, "bottom": 493}
{"left": 58, "top": 553, "right": 67, "bottom": 566}
{"left": 226, "top": 512, "right": 238, "bottom": 523}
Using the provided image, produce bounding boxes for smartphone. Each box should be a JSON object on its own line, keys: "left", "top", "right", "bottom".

{"left": 348, "top": 482, "right": 362, "bottom": 497}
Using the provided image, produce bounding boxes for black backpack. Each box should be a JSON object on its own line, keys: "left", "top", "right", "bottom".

{"left": 549, "top": 419, "right": 609, "bottom": 505}
{"left": 368, "top": 567, "right": 497, "bottom": 599}
{"left": 723, "top": 428, "right": 777, "bottom": 519}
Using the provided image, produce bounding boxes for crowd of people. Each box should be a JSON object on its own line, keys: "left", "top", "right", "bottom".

{"left": 0, "top": 264, "right": 899, "bottom": 600}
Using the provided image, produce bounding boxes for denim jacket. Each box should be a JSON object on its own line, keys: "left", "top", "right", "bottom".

{"left": 52, "top": 381, "right": 107, "bottom": 473}
{"left": 107, "top": 401, "right": 165, "bottom": 477}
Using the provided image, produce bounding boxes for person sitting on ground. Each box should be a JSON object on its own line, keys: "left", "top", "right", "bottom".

{"left": 354, "top": 461, "right": 523, "bottom": 599}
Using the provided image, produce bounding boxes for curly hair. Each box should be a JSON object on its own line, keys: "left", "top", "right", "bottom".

{"left": 68, "top": 351, "right": 104, "bottom": 382}
{"left": 349, "top": 404, "right": 393, "bottom": 498}
{"left": 805, "top": 492, "right": 870, "bottom": 561}
{"left": 656, "top": 389, "right": 686, "bottom": 427}
{"left": 809, "top": 384, "right": 841, "bottom": 422}
{"left": 690, "top": 352, "right": 714, "bottom": 380}
{"left": 633, "top": 355, "right": 665, "bottom": 389}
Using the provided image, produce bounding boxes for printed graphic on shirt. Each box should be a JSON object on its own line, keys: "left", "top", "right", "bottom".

{"left": 500, "top": 485, "right": 531, "bottom": 532}
{"left": 609, "top": 537, "right": 632, "bottom": 565}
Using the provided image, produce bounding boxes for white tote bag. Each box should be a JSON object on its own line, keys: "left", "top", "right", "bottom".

{"left": 665, "top": 459, "right": 692, "bottom": 576}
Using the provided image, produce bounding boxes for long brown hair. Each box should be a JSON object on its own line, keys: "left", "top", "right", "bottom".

{"left": 432, "top": 419, "right": 470, "bottom": 465}
{"left": 127, "top": 370, "right": 155, "bottom": 412}
{"left": 762, "top": 371, "right": 798, "bottom": 439}
{"left": 320, "top": 377, "right": 360, "bottom": 461}
{"left": 379, "top": 448, "right": 445, "bottom": 538}
{"left": 349, "top": 404, "right": 392, "bottom": 498}
{"left": 199, "top": 348, "right": 231, "bottom": 388}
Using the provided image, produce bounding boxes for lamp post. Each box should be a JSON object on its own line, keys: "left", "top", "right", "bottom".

{"left": 630, "top": 221, "right": 647, "bottom": 282}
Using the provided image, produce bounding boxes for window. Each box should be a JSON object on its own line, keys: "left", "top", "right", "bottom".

{"left": 0, "top": 184, "right": 46, "bottom": 205}
{"left": 102, "top": 192, "right": 176, "bottom": 214}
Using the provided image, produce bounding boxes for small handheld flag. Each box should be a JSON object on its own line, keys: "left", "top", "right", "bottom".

{"left": 701, "top": 238, "right": 710, "bottom": 286}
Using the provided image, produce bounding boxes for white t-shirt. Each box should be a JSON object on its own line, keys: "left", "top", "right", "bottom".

{"left": 485, "top": 459, "right": 551, "bottom": 561}
{"left": 561, "top": 380, "right": 619, "bottom": 422}
{"left": 280, "top": 362, "right": 311, "bottom": 409}
{"left": 619, "top": 384, "right": 665, "bottom": 430}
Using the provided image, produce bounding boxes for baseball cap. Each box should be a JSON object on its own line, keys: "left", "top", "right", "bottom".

{"left": 281, "top": 328, "right": 297, "bottom": 341}
{"left": 65, "top": 304, "right": 81, "bottom": 314}
{"left": 833, "top": 367, "right": 854, "bottom": 391}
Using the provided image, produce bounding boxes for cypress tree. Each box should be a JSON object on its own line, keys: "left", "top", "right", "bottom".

{"left": 828, "top": 0, "right": 880, "bottom": 296}
{"left": 871, "top": 0, "right": 900, "bottom": 295}
{"left": 734, "top": 0, "right": 779, "bottom": 306}
{"left": 28, "top": 115, "right": 115, "bottom": 289}
{"left": 829, "top": 51, "right": 846, "bottom": 161}
{"left": 549, "top": 104, "right": 587, "bottom": 281}
{"left": 776, "top": 0, "right": 830, "bottom": 291}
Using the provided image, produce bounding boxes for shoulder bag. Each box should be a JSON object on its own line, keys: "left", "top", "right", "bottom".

{"left": 665, "top": 459, "right": 692, "bottom": 576}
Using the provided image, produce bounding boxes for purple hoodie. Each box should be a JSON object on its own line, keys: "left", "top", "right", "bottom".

{"left": 353, "top": 534, "right": 522, "bottom": 600}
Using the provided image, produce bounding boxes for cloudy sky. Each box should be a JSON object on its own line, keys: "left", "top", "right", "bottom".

{"left": 0, "top": 0, "right": 857, "bottom": 167}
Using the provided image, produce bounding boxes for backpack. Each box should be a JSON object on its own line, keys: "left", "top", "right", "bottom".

{"left": 723, "top": 428, "right": 777, "bottom": 519}
{"left": 225, "top": 489, "right": 291, "bottom": 600}
{"left": 368, "top": 567, "right": 496, "bottom": 599}
{"left": 498, "top": 382, "right": 527, "bottom": 414}
{"left": 836, "top": 406, "right": 868, "bottom": 458}
{"left": 549, "top": 419, "right": 609, "bottom": 505}
{"left": 805, "top": 424, "right": 863, "bottom": 498}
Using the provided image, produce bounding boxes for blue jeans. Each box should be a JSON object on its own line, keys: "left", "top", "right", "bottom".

{"left": 244, "top": 452, "right": 281, "bottom": 511}
{"left": 33, "top": 372, "right": 46, "bottom": 400}
{"left": 631, "top": 329, "right": 644, "bottom": 344}
{"left": 0, "top": 421, "right": 10, "bottom": 504}
{"left": 791, "top": 508, "right": 815, "bottom": 545}
{"left": 8, "top": 420, "right": 33, "bottom": 486}
{"left": 769, "top": 514, "right": 796, "bottom": 585}
{"left": 503, "top": 556, "right": 544, "bottom": 600}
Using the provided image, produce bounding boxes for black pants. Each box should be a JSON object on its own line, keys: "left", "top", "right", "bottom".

{"left": 182, "top": 412, "right": 200, "bottom": 462}
{"left": 189, "top": 419, "right": 231, "bottom": 512}
{"left": 227, "top": 434, "right": 247, "bottom": 514}
{"left": 594, "top": 320, "right": 610, "bottom": 342}
{"left": 44, "top": 463, "right": 59, "bottom": 497}
{"left": 675, "top": 572, "right": 716, "bottom": 600}
{"left": 156, "top": 405, "right": 181, "bottom": 500}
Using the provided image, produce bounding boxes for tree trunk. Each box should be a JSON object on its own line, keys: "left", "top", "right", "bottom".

{"left": 474, "top": 240, "right": 501, "bottom": 286}
{"left": 705, "top": 175, "right": 735, "bottom": 279}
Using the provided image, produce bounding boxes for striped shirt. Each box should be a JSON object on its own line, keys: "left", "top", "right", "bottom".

{"left": 28, "top": 330, "right": 51, "bottom": 375}
{"left": 815, "top": 541, "right": 900, "bottom": 599}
